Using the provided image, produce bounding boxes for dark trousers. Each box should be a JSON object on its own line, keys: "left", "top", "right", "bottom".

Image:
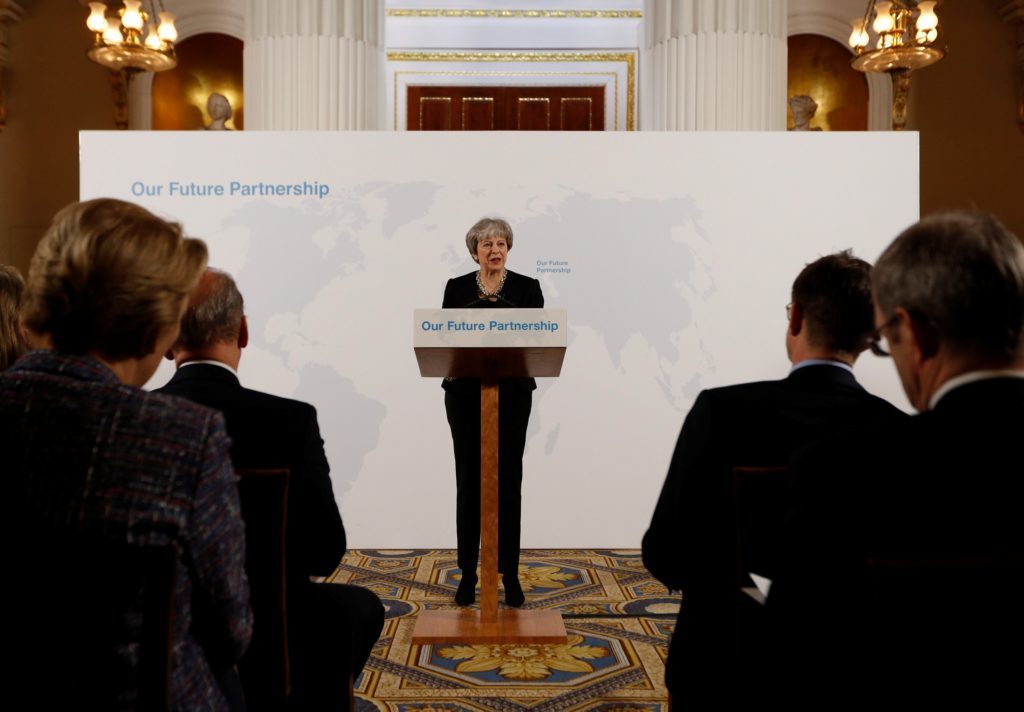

{"left": 287, "top": 581, "right": 384, "bottom": 710}
{"left": 445, "top": 387, "right": 532, "bottom": 575}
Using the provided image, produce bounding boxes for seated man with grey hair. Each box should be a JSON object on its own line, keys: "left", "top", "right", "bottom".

{"left": 159, "top": 268, "right": 383, "bottom": 709}
{"left": 768, "top": 212, "right": 1024, "bottom": 706}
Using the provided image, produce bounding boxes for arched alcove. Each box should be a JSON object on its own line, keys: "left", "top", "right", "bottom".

{"left": 128, "top": 0, "right": 244, "bottom": 129}
{"left": 151, "top": 33, "right": 243, "bottom": 130}
{"left": 788, "top": 34, "right": 869, "bottom": 131}
{"left": 787, "top": 2, "right": 892, "bottom": 130}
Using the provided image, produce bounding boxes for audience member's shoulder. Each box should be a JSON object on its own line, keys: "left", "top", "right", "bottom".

{"left": 863, "top": 390, "right": 909, "bottom": 421}
{"left": 702, "top": 377, "right": 787, "bottom": 405}
{"left": 142, "top": 388, "right": 227, "bottom": 430}
{"left": 239, "top": 384, "right": 319, "bottom": 419}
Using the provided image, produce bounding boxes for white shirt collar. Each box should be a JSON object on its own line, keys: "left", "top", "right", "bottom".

{"left": 178, "top": 359, "right": 239, "bottom": 377}
{"left": 928, "top": 369, "right": 1024, "bottom": 410}
{"left": 789, "top": 359, "right": 855, "bottom": 376}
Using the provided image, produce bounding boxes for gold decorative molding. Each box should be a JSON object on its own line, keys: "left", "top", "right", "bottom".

{"left": 387, "top": 9, "right": 642, "bottom": 19}
{"left": 388, "top": 51, "right": 636, "bottom": 131}
{"left": 0, "top": 0, "right": 24, "bottom": 132}
{"left": 1001, "top": 0, "right": 1024, "bottom": 133}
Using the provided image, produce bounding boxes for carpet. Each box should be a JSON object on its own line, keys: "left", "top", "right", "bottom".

{"left": 326, "top": 549, "right": 679, "bottom": 711}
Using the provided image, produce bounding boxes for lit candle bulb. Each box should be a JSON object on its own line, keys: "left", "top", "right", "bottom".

{"left": 848, "top": 19, "right": 869, "bottom": 49}
{"left": 121, "top": 1, "right": 144, "bottom": 31}
{"left": 102, "top": 21, "right": 124, "bottom": 45}
{"left": 873, "top": 2, "right": 894, "bottom": 34}
{"left": 916, "top": 0, "right": 939, "bottom": 44}
{"left": 145, "top": 27, "right": 162, "bottom": 50}
{"left": 86, "top": 3, "right": 108, "bottom": 33}
{"left": 157, "top": 12, "right": 178, "bottom": 42}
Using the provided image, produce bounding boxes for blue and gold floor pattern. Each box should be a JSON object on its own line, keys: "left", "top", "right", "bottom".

{"left": 326, "top": 549, "right": 679, "bottom": 712}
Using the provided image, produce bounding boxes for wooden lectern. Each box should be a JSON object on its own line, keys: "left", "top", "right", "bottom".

{"left": 411, "top": 308, "right": 568, "bottom": 644}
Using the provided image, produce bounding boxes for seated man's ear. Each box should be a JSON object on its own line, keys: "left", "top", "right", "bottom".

{"left": 904, "top": 310, "right": 940, "bottom": 362}
{"left": 789, "top": 302, "right": 803, "bottom": 337}
{"left": 238, "top": 315, "right": 249, "bottom": 349}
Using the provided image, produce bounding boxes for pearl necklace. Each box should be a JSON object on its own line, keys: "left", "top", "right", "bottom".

{"left": 476, "top": 269, "right": 507, "bottom": 297}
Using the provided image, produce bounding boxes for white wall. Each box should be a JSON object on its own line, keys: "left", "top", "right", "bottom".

{"left": 80, "top": 131, "right": 918, "bottom": 547}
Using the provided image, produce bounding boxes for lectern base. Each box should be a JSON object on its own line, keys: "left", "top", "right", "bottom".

{"left": 411, "top": 608, "right": 567, "bottom": 644}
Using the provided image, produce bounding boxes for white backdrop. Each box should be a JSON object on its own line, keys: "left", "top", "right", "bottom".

{"left": 80, "top": 131, "right": 918, "bottom": 547}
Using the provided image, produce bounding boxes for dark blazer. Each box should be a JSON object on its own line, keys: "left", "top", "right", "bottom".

{"left": 768, "top": 376, "right": 1024, "bottom": 706}
{"left": 3, "top": 351, "right": 252, "bottom": 711}
{"left": 158, "top": 363, "right": 346, "bottom": 580}
{"left": 160, "top": 362, "right": 383, "bottom": 709}
{"left": 441, "top": 269, "right": 544, "bottom": 394}
{"left": 641, "top": 363, "right": 906, "bottom": 696}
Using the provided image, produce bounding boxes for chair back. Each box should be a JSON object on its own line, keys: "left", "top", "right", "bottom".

{"left": 731, "top": 466, "right": 789, "bottom": 597}
{"left": 12, "top": 535, "right": 177, "bottom": 710}
{"left": 236, "top": 468, "right": 291, "bottom": 709}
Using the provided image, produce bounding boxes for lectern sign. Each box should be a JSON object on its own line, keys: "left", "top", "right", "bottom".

{"left": 413, "top": 308, "right": 567, "bottom": 378}
{"left": 414, "top": 308, "right": 566, "bottom": 346}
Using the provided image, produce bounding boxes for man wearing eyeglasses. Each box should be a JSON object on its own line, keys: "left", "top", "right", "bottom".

{"left": 769, "top": 212, "right": 1024, "bottom": 706}
{"left": 642, "top": 250, "right": 905, "bottom": 705}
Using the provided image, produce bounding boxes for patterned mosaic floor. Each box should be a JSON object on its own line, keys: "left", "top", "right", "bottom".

{"left": 325, "top": 550, "right": 680, "bottom": 712}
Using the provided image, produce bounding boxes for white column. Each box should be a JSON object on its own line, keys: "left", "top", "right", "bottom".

{"left": 245, "top": 0, "right": 385, "bottom": 130}
{"left": 642, "top": 0, "right": 788, "bottom": 130}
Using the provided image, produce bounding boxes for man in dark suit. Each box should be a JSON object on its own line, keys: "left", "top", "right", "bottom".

{"left": 160, "top": 268, "right": 383, "bottom": 709}
{"left": 642, "top": 250, "right": 905, "bottom": 702}
{"left": 768, "top": 213, "right": 1024, "bottom": 707}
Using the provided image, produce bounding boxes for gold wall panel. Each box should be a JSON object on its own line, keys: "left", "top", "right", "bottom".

{"left": 560, "top": 97, "right": 593, "bottom": 130}
{"left": 419, "top": 96, "right": 453, "bottom": 129}
{"left": 517, "top": 97, "right": 551, "bottom": 129}
{"left": 462, "top": 97, "right": 495, "bottom": 129}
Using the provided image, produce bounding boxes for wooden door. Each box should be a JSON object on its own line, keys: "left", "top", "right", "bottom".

{"left": 408, "top": 86, "right": 604, "bottom": 131}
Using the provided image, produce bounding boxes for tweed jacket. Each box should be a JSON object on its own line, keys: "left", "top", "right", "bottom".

{"left": 1, "top": 351, "right": 252, "bottom": 711}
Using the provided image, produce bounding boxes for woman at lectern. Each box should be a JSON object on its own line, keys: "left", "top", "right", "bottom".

{"left": 442, "top": 217, "right": 544, "bottom": 607}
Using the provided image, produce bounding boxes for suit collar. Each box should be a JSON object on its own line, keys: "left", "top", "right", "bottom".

{"left": 167, "top": 361, "right": 241, "bottom": 387}
{"left": 929, "top": 370, "right": 1024, "bottom": 410}
{"left": 179, "top": 359, "right": 238, "bottom": 377}
{"left": 785, "top": 362, "right": 863, "bottom": 390}
{"left": 790, "top": 358, "right": 854, "bottom": 376}
{"left": 931, "top": 375, "right": 1024, "bottom": 413}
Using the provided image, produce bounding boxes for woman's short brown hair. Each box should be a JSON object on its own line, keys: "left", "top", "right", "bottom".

{"left": 22, "top": 198, "right": 208, "bottom": 361}
{"left": 0, "top": 264, "right": 26, "bottom": 370}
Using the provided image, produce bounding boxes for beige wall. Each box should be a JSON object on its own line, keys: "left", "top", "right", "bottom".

{"left": 0, "top": 0, "right": 115, "bottom": 272}
{"left": 908, "top": 0, "right": 1024, "bottom": 238}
